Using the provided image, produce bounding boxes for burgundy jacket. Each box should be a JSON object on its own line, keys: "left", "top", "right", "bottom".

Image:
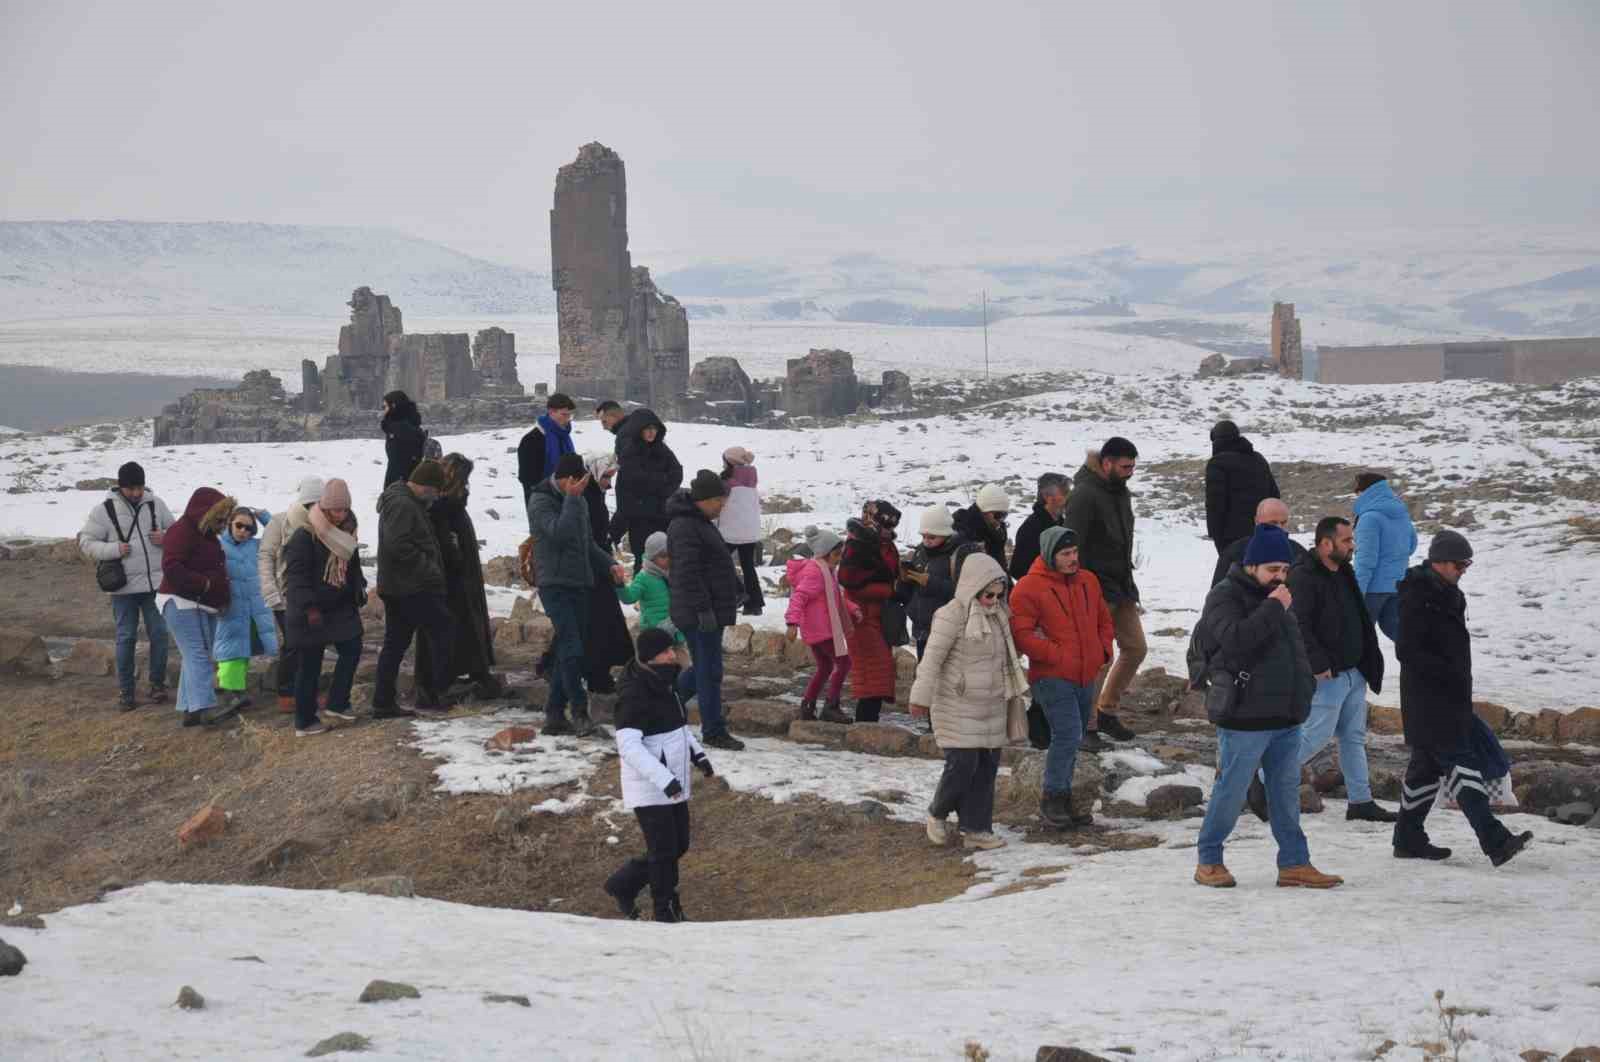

{"left": 158, "top": 487, "right": 232, "bottom": 611}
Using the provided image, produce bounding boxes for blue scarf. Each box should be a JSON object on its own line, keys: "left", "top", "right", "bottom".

{"left": 538, "top": 413, "right": 574, "bottom": 478}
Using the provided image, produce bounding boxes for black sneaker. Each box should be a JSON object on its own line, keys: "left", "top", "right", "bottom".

{"left": 653, "top": 905, "right": 682, "bottom": 924}
{"left": 1246, "top": 776, "right": 1270, "bottom": 822}
{"left": 229, "top": 693, "right": 254, "bottom": 713}
{"left": 181, "top": 710, "right": 206, "bottom": 728}
{"left": 371, "top": 704, "right": 417, "bottom": 720}
{"left": 1346, "top": 801, "right": 1399, "bottom": 823}
{"left": 118, "top": 692, "right": 139, "bottom": 713}
{"left": 202, "top": 703, "right": 239, "bottom": 726}
{"left": 1489, "top": 830, "right": 1533, "bottom": 868}
{"left": 1394, "top": 841, "right": 1452, "bottom": 861}
{"left": 702, "top": 732, "right": 746, "bottom": 752}
{"left": 542, "top": 711, "right": 575, "bottom": 737}
{"left": 603, "top": 879, "right": 640, "bottom": 921}
{"left": 1097, "top": 712, "right": 1136, "bottom": 741}
{"left": 571, "top": 710, "right": 600, "bottom": 738}
{"left": 1079, "top": 731, "right": 1112, "bottom": 753}
{"left": 1039, "top": 792, "right": 1075, "bottom": 829}
{"left": 669, "top": 895, "right": 688, "bottom": 922}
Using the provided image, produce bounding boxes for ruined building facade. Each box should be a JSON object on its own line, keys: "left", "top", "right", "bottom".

{"left": 551, "top": 143, "right": 689, "bottom": 412}
{"left": 1270, "top": 302, "right": 1303, "bottom": 379}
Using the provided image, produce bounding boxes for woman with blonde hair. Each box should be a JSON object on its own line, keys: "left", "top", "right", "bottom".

{"left": 909, "top": 552, "right": 1030, "bottom": 850}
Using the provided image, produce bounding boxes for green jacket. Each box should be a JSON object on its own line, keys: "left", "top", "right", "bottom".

{"left": 376, "top": 480, "right": 445, "bottom": 597}
{"left": 618, "top": 568, "right": 681, "bottom": 642}
{"left": 1063, "top": 458, "right": 1138, "bottom": 605}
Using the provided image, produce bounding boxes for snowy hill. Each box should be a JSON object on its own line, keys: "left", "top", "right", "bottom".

{"left": 0, "top": 221, "right": 552, "bottom": 319}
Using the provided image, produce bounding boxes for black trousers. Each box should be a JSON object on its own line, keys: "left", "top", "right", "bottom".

{"left": 928, "top": 748, "right": 1000, "bottom": 833}
{"left": 374, "top": 592, "right": 454, "bottom": 707}
{"left": 729, "top": 543, "right": 764, "bottom": 608}
{"left": 272, "top": 610, "right": 301, "bottom": 697}
{"left": 855, "top": 697, "right": 884, "bottom": 723}
{"left": 1395, "top": 742, "right": 1513, "bottom": 855}
{"left": 606, "top": 802, "right": 691, "bottom": 916}
{"left": 627, "top": 517, "right": 670, "bottom": 575}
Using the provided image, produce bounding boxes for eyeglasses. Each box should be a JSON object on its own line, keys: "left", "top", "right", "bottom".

{"left": 1452, "top": 559, "right": 1473, "bottom": 570}
{"left": 978, "top": 590, "right": 1003, "bottom": 602}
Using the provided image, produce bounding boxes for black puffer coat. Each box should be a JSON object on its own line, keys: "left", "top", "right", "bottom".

{"left": 381, "top": 400, "right": 427, "bottom": 488}
{"left": 1212, "top": 531, "right": 1306, "bottom": 590}
{"left": 1286, "top": 553, "right": 1382, "bottom": 693}
{"left": 1205, "top": 436, "right": 1279, "bottom": 552}
{"left": 902, "top": 535, "right": 962, "bottom": 643}
{"left": 952, "top": 503, "right": 1007, "bottom": 567}
{"left": 1396, "top": 563, "right": 1473, "bottom": 749}
{"left": 282, "top": 526, "right": 367, "bottom": 649}
{"left": 665, "top": 490, "right": 742, "bottom": 631}
{"left": 1009, "top": 501, "right": 1064, "bottom": 582}
{"left": 1063, "top": 459, "right": 1138, "bottom": 605}
{"left": 1195, "top": 565, "right": 1315, "bottom": 730}
{"left": 614, "top": 408, "right": 684, "bottom": 522}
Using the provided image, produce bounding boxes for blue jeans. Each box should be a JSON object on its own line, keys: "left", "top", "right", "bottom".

{"left": 162, "top": 601, "right": 218, "bottom": 715}
{"left": 1299, "top": 669, "right": 1372, "bottom": 803}
{"left": 1365, "top": 592, "right": 1399, "bottom": 641}
{"left": 678, "top": 628, "right": 727, "bottom": 738}
{"left": 112, "top": 592, "right": 168, "bottom": 696}
{"left": 1035, "top": 677, "right": 1094, "bottom": 794}
{"left": 538, "top": 586, "right": 590, "bottom": 714}
{"left": 1197, "top": 725, "right": 1310, "bottom": 868}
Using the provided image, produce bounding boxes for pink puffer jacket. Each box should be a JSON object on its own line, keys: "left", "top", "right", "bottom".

{"left": 784, "top": 557, "right": 860, "bottom": 646}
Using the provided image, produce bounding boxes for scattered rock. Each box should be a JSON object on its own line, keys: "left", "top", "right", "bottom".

{"left": 482, "top": 556, "right": 520, "bottom": 586}
{"left": 342, "top": 784, "right": 402, "bottom": 825}
{"left": 306, "top": 1032, "right": 372, "bottom": 1057}
{"left": 787, "top": 720, "right": 848, "bottom": 747}
{"left": 1145, "top": 784, "right": 1204, "bottom": 817}
{"left": 1196, "top": 352, "right": 1228, "bottom": 379}
{"left": 178, "top": 804, "right": 227, "bottom": 846}
{"left": 61, "top": 638, "right": 116, "bottom": 676}
{"left": 842, "top": 723, "right": 920, "bottom": 758}
{"left": 863, "top": 788, "right": 911, "bottom": 804}
{"left": 231, "top": 955, "right": 265, "bottom": 963}
{"left": 1368, "top": 705, "right": 1402, "bottom": 735}
{"left": 1473, "top": 701, "right": 1511, "bottom": 732}
{"left": 75, "top": 477, "right": 120, "bottom": 491}
{"left": 1299, "top": 785, "right": 1324, "bottom": 813}
{"left": 1310, "top": 767, "right": 1345, "bottom": 794}
{"left": 1367, "top": 1041, "right": 1398, "bottom": 1060}
{"left": 485, "top": 725, "right": 539, "bottom": 751}
{"left": 97, "top": 878, "right": 127, "bottom": 898}
{"left": 852, "top": 800, "right": 890, "bottom": 819}
{"left": 1561, "top": 1050, "right": 1600, "bottom": 1062}
{"left": 1557, "top": 707, "right": 1600, "bottom": 745}
{"left": 0, "top": 937, "right": 26, "bottom": 976}
{"left": 0, "top": 627, "right": 52, "bottom": 676}
{"left": 358, "top": 979, "right": 420, "bottom": 1003}
{"left": 721, "top": 623, "right": 754, "bottom": 656}
{"left": 782, "top": 636, "right": 813, "bottom": 668}
{"left": 1037, "top": 1048, "right": 1113, "bottom": 1062}
{"left": 1549, "top": 801, "right": 1596, "bottom": 826}
{"left": 1514, "top": 763, "right": 1600, "bottom": 815}
{"left": 175, "top": 985, "right": 205, "bottom": 1010}
{"left": 894, "top": 648, "right": 919, "bottom": 681}
{"left": 337, "top": 876, "right": 415, "bottom": 899}
{"left": 483, "top": 993, "right": 530, "bottom": 1007}
{"left": 1006, "top": 750, "right": 1102, "bottom": 821}
{"left": 1519, "top": 1051, "right": 1555, "bottom": 1062}
{"left": 725, "top": 699, "right": 796, "bottom": 735}
{"left": 749, "top": 630, "right": 786, "bottom": 658}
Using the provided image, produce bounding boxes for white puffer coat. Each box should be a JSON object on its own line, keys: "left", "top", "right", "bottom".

{"left": 78, "top": 490, "right": 176, "bottom": 596}
{"left": 909, "top": 553, "right": 1025, "bottom": 750}
{"left": 715, "top": 464, "right": 761, "bottom": 546}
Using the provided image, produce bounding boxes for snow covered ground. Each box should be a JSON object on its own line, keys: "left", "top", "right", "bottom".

{"left": 8, "top": 806, "right": 1594, "bottom": 1061}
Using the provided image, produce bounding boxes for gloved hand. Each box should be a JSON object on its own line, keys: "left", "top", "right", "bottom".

{"left": 699, "top": 759, "right": 715, "bottom": 779}
{"left": 696, "top": 611, "right": 717, "bottom": 634}
{"left": 306, "top": 607, "right": 324, "bottom": 627}
{"left": 663, "top": 779, "right": 684, "bottom": 799}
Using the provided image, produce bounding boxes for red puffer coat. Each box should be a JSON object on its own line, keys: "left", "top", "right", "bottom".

{"left": 838, "top": 530, "right": 901, "bottom": 700}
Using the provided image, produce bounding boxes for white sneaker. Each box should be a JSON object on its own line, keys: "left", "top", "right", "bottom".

{"left": 321, "top": 708, "right": 356, "bottom": 722}
{"left": 962, "top": 831, "right": 1006, "bottom": 851}
{"left": 295, "top": 723, "right": 327, "bottom": 738}
{"left": 925, "top": 814, "right": 950, "bottom": 846}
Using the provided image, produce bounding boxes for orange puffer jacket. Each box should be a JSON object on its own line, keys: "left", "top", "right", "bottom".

{"left": 1009, "top": 555, "right": 1114, "bottom": 686}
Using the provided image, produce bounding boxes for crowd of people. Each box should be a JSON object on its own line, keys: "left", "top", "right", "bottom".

{"left": 76, "top": 398, "right": 1535, "bottom": 923}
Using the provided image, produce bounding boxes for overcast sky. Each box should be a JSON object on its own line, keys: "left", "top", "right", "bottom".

{"left": 2, "top": 0, "right": 1596, "bottom": 268}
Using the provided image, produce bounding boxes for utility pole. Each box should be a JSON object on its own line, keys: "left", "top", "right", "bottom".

{"left": 982, "top": 289, "right": 990, "bottom": 380}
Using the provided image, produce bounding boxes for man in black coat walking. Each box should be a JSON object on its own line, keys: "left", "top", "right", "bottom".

{"left": 667, "top": 471, "right": 745, "bottom": 751}
{"left": 1205, "top": 420, "right": 1280, "bottom": 555}
{"left": 1009, "top": 473, "right": 1068, "bottom": 581}
{"left": 614, "top": 408, "right": 684, "bottom": 573}
{"left": 1211, "top": 498, "right": 1306, "bottom": 589}
{"left": 1393, "top": 531, "right": 1532, "bottom": 866}
{"left": 1287, "top": 517, "right": 1395, "bottom": 823}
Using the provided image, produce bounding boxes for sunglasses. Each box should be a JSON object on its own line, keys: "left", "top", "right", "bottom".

{"left": 1451, "top": 559, "right": 1473, "bottom": 570}
{"left": 978, "top": 590, "right": 1003, "bottom": 602}
{"left": 232, "top": 521, "right": 256, "bottom": 533}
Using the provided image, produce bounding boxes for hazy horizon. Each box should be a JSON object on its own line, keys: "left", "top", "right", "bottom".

{"left": 3, "top": 1, "right": 1598, "bottom": 270}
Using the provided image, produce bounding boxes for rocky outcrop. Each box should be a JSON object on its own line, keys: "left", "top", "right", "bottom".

{"left": 386, "top": 332, "right": 473, "bottom": 403}
{"left": 783, "top": 349, "right": 859, "bottom": 418}
{"left": 152, "top": 371, "right": 305, "bottom": 447}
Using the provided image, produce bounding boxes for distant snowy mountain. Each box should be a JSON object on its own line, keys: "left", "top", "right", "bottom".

{"left": 0, "top": 221, "right": 552, "bottom": 320}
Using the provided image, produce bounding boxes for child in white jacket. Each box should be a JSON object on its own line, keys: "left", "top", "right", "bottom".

{"left": 603, "top": 628, "right": 714, "bottom": 922}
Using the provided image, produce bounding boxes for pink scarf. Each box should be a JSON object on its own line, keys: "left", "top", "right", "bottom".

{"left": 815, "top": 558, "right": 853, "bottom": 655}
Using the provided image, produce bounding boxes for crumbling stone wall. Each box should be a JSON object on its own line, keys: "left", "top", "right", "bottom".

{"left": 1271, "top": 302, "right": 1303, "bottom": 379}
{"left": 300, "top": 360, "right": 323, "bottom": 412}
{"left": 630, "top": 267, "right": 689, "bottom": 408}
{"left": 153, "top": 371, "right": 305, "bottom": 446}
{"left": 551, "top": 143, "right": 633, "bottom": 401}
{"left": 880, "top": 370, "right": 913, "bottom": 408}
{"left": 386, "top": 333, "right": 474, "bottom": 403}
{"left": 783, "top": 349, "right": 859, "bottom": 418}
{"left": 473, "top": 327, "right": 521, "bottom": 392}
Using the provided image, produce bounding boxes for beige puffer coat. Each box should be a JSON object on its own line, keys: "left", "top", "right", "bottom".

{"left": 909, "top": 553, "right": 1024, "bottom": 749}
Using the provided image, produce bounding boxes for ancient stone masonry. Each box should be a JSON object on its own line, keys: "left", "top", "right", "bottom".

{"left": 686, "top": 356, "right": 761, "bottom": 422}
{"left": 782, "top": 349, "right": 860, "bottom": 418}
{"left": 472, "top": 327, "right": 522, "bottom": 394}
{"left": 550, "top": 143, "right": 691, "bottom": 413}
{"left": 316, "top": 287, "right": 486, "bottom": 411}
{"left": 388, "top": 332, "right": 473, "bottom": 403}
{"left": 1270, "top": 302, "right": 1303, "bottom": 379}
{"left": 153, "top": 371, "right": 305, "bottom": 446}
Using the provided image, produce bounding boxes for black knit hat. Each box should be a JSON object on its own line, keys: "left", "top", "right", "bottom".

{"left": 117, "top": 461, "right": 145, "bottom": 488}
{"left": 1428, "top": 530, "right": 1474, "bottom": 563}
{"left": 407, "top": 459, "right": 446, "bottom": 489}
{"left": 553, "top": 453, "right": 587, "bottom": 480}
{"left": 689, "top": 469, "right": 727, "bottom": 501}
{"left": 637, "top": 627, "right": 676, "bottom": 663}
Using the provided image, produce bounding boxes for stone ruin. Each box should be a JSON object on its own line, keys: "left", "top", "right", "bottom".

{"left": 551, "top": 143, "right": 688, "bottom": 413}
{"left": 153, "top": 370, "right": 306, "bottom": 446}
{"left": 783, "top": 349, "right": 859, "bottom": 418}
{"left": 1271, "top": 301, "right": 1303, "bottom": 379}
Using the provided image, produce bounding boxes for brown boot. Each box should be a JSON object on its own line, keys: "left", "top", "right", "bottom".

{"left": 798, "top": 698, "right": 818, "bottom": 721}
{"left": 1193, "top": 864, "right": 1236, "bottom": 888}
{"left": 277, "top": 695, "right": 294, "bottom": 715}
{"left": 818, "top": 699, "right": 852, "bottom": 725}
{"left": 1277, "top": 864, "right": 1344, "bottom": 889}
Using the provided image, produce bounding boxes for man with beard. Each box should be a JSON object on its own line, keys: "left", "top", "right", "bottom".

{"left": 1063, "top": 437, "right": 1143, "bottom": 743}
{"left": 1284, "top": 517, "right": 1396, "bottom": 824}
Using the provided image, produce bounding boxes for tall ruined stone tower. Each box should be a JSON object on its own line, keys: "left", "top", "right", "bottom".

{"left": 550, "top": 143, "right": 690, "bottom": 411}
{"left": 1271, "top": 302, "right": 1303, "bottom": 380}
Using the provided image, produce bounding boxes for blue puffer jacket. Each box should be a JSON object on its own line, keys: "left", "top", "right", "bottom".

{"left": 214, "top": 513, "right": 280, "bottom": 661}
{"left": 1353, "top": 480, "right": 1417, "bottom": 595}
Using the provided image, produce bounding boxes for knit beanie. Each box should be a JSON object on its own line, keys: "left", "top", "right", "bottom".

{"left": 636, "top": 627, "right": 676, "bottom": 663}
{"left": 976, "top": 484, "right": 1011, "bottom": 513}
{"left": 644, "top": 530, "right": 670, "bottom": 559}
{"left": 408, "top": 459, "right": 447, "bottom": 490}
{"left": 1210, "top": 420, "right": 1240, "bottom": 443}
{"left": 117, "top": 461, "right": 145, "bottom": 488}
{"left": 1242, "top": 524, "right": 1293, "bottom": 566}
{"left": 553, "top": 453, "right": 587, "bottom": 480}
{"left": 1039, "top": 525, "right": 1078, "bottom": 569}
{"left": 320, "top": 478, "right": 353, "bottom": 510}
{"left": 918, "top": 506, "right": 955, "bottom": 537}
{"left": 722, "top": 446, "right": 755, "bottom": 466}
{"left": 689, "top": 469, "right": 728, "bottom": 501}
{"left": 1428, "top": 530, "right": 1474, "bottom": 563}
{"left": 808, "top": 528, "right": 843, "bottom": 558}
{"left": 296, "top": 476, "right": 326, "bottom": 505}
